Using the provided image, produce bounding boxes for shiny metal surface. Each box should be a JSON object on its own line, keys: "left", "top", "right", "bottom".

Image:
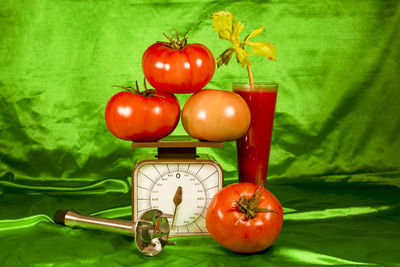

{"left": 62, "top": 210, "right": 135, "bottom": 236}
{"left": 54, "top": 209, "right": 175, "bottom": 256}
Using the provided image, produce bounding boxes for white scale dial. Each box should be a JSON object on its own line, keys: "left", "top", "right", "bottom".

{"left": 133, "top": 162, "right": 222, "bottom": 235}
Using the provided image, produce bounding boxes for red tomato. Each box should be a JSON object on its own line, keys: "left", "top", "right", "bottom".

{"left": 206, "top": 182, "right": 284, "bottom": 254}
{"left": 182, "top": 89, "right": 250, "bottom": 141}
{"left": 142, "top": 42, "right": 215, "bottom": 94}
{"left": 105, "top": 89, "right": 180, "bottom": 141}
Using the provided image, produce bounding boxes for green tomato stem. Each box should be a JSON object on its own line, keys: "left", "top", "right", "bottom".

{"left": 112, "top": 79, "right": 159, "bottom": 98}
{"left": 234, "top": 185, "right": 279, "bottom": 221}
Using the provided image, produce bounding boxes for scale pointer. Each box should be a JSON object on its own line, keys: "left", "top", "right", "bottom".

{"left": 171, "top": 186, "right": 183, "bottom": 230}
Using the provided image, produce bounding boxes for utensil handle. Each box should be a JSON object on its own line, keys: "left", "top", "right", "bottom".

{"left": 54, "top": 210, "right": 134, "bottom": 237}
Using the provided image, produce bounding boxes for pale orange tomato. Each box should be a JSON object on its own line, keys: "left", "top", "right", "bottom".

{"left": 182, "top": 89, "right": 251, "bottom": 141}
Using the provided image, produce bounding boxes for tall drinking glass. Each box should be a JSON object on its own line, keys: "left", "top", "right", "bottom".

{"left": 233, "top": 83, "right": 278, "bottom": 186}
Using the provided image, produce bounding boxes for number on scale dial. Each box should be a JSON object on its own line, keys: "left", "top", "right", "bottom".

{"left": 134, "top": 162, "right": 222, "bottom": 235}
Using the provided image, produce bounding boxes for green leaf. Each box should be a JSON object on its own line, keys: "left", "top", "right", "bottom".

{"left": 234, "top": 47, "right": 251, "bottom": 67}
{"left": 244, "top": 26, "right": 264, "bottom": 43}
{"left": 216, "top": 48, "right": 235, "bottom": 67}
{"left": 245, "top": 41, "right": 277, "bottom": 61}
{"left": 232, "top": 19, "right": 244, "bottom": 44}
{"left": 211, "top": 11, "right": 233, "bottom": 41}
{"left": 211, "top": 10, "right": 277, "bottom": 72}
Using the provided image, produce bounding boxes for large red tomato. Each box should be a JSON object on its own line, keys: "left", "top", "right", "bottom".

{"left": 182, "top": 89, "right": 250, "bottom": 141}
{"left": 206, "top": 182, "right": 284, "bottom": 254}
{"left": 105, "top": 88, "right": 180, "bottom": 141}
{"left": 142, "top": 41, "right": 215, "bottom": 94}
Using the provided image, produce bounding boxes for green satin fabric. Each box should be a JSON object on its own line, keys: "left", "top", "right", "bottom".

{"left": 1, "top": 0, "right": 399, "bottom": 266}
{"left": 1, "top": 178, "right": 400, "bottom": 266}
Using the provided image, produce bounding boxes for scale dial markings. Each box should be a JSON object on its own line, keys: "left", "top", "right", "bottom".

{"left": 134, "top": 161, "right": 222, "bottom": 235}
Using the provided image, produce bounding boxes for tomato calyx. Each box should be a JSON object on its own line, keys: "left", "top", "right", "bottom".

{"left": 113, "top": 79, "right": 165, "bottom": 98}
{"left": 159, "top": 28, "right": 191, "bottom": 49}
{"left": 234, "top": 185, "right": 278, "bottom": 221}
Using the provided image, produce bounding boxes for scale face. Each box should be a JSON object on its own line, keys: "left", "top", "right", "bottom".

{"left": 133, "top": 159, "right": 222, "bottom": 235}
{"left": 131, "top": 137, "right": 224, "bottom": 236}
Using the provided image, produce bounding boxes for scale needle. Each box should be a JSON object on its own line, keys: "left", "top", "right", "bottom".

{"left": 171, "top": 186, "right": 182, "bottom": 230}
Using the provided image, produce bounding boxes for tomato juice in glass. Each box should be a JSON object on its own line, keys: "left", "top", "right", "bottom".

{"left": 233, "top": 83, "right": 278, "bottom": 186}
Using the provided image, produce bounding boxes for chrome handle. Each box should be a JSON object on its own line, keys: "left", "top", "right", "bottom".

{"left": 54, "top": 209, "right": 175, "bottom": 256}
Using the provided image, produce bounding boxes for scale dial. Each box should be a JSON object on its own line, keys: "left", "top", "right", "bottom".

{"left": 133, "top": 160, "right": 223, "bottom": 236}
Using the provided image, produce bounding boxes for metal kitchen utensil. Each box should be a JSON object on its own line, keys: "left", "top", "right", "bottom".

{"left": 54, "top": 209, "right": 175, "bottom": 256}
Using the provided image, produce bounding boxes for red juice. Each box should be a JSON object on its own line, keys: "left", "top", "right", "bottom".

{"left": 233, "top": 84, "right": 278, "bottom": 186}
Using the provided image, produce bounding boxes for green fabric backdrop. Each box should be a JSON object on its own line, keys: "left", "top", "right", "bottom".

{"left": 1, "top": 0, "right": 399, "bottom": 266}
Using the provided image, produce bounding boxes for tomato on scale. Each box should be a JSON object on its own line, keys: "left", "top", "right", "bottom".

{"left": 182, "top": 89, "right": 251, "bottom": 141}
{"left": 142, "top": 30, "right": 216, "bottom": 94}
{"left": 105, "top": 80, "right": 180, "bottom": 141}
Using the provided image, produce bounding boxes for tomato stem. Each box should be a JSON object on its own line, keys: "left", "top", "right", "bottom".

{"left": 162, "top": 28, "right": 191, "bottom": 49}
{"left": 143, "top": 78, "right": 148, "bottom": 91}
{"left": 183, "top": 28, "right": 191, "bottom": 39}
{"left": 163, "top": 32, "right": 172, "bottom": 41}
{"left": 112, "top": 79, "right": 159, "bottom": 98}
{"left": 172, "top": 28, "right": 180, "bottom": 43}
{"left": 112, "top": 85, "right": 136, "bottom": 93}
{"left": 135, "top": 80, "right": 140, "bottom": 93}
{"left": 234, "top": 185, "right": 278, "bottom": 220}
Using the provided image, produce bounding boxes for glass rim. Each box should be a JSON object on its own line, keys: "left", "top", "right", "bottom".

{"left": 232, "top": 82, "right": 278, "bottom": 91}
{"left": 232, "top": 82, "right": 278, "bottom": 86}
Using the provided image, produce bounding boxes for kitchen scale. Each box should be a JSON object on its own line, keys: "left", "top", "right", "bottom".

{"left": 131, "top": 136, "right": 224, "bottom": 236}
